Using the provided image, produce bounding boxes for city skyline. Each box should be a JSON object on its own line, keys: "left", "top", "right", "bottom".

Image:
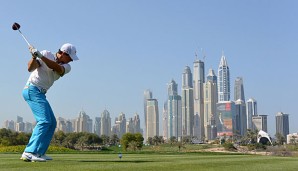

{"left": 2, "top": 54, "right": 291, "bottom": 139}
{"left": 1, "top": 1, "right": 297, "bottom": 137}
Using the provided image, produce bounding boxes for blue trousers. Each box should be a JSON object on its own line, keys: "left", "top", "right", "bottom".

{"left": 22, "top": 85, "right": 56, "bottom": 155}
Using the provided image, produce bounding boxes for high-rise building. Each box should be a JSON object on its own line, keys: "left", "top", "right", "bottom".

{"left": 75, "top": 110, "right": 93, "bottom": 133}
{"left": 144, "top": 89, "right": 153, "bottom": 140}
{"left": 94, "top": 117, "right": 101, "bottom": 136}
{"left": 193, "top": 59, "right": 205, "bottom": 140}
{"left": 162, "top": 101, "right": 168, "bottom": 141}
{"left": 133, "top": 113, "right": 141, "bottom": 133}
{"left": 181, "top": 66, "right": 194, "bottom": 137}
{"left": 203, "top": 68, "right": 218, "bottom": 140}
{"left": 275, "top": 112, "right": 289, "bottom": 138}
{"left": 252, "top": 115, "right": 267, "bottom": 132}
{"left": 234, "top": 77, "right": 245, "bottom": 101}
{"left": 56, "top": 117, "right": 67, "bottom": 132}
{"left": 114, "top": 112, "right": 126, "bottom": 138}
{"left": 246, "top": 98, "right": 257, "bottom": 130}
{"left": 3, "top": 120, "right": 15, "bottom": 131}
{"left": 218, "top": 53, "right": 230, "bottom": 102}
{"left": 17, "top": 116, "right": 23, "bottom": 123}
{"left": 182, "top": 66, "right": 193, "bottom": 89}
{"left": 15, "top": 116, "right": 25, "bottom": 132}
{"left": 101, "top": 109, "right": 111, "bottom": 136}
{"left": 126, "top": 118, "right": 134, "bottom": 133}
{"left": 24, "top": 122, "right": 33, "bottom": 133}
{"left": 235, "top": 99, "right": 247, "bottom": 136}
{"left": 15, "top": 122, "right": 25, "bottom": 132}
{"left": 57, "top": 117, "right": 73, "bottom": 133}
{"left": 210, "top": 114, "right": 217, "bottom": 140}
{"left": 146, "top": 99, "right": 159, "bottom": 141}
{"left": 167, "top": 79, "right": 182, "bottom": 140}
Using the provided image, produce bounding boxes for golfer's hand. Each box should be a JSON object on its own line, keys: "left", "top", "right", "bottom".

{"left": 29, "top": 47, "right": 43, "bottom": 58}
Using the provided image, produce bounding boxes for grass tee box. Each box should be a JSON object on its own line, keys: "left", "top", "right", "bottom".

{"left": 0, "top": 153, "right": 297, "bottom": 171}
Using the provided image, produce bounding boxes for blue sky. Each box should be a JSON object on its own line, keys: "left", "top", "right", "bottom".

{"left": 1, "top": 0, "right": 297, "bottom": 136}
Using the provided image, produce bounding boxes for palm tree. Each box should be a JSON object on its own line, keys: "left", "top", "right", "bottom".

{"left": 147, "top": 137, "right": 153, "bottom": 145}
{"left": 275, "top": 133, "right": 286, "bottom": 145}
{"left": 169, "top": 136, "right": 177, "bottom": 145}
{"left": 152, "top": 135, "right": 159, "bottom": 145}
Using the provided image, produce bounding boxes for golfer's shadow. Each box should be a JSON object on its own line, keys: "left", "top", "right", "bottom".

{"left": 78, "top": 160, "right": 154, "bottom": 163}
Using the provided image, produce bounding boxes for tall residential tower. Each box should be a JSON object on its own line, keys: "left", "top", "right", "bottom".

{"left": 146, "top": 99, "right": 159, "bottom": 141}
{"left": 181, "top": 66, "right": 194, "bottom": 137}
{"left": 218, "top": 53, "right": 230, "bottom": 102}
{"left": 167, "top": 79, "right": 182, "bottom": 140}
{"left": 203, "top": 68, "right": 218, "bottom": 140}
{"left": 193, "top": 58, "right": 205, "bottom": 140}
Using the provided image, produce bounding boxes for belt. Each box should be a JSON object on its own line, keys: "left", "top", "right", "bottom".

{"left": 24, "top": 82, "right": 47, "bottom": 94}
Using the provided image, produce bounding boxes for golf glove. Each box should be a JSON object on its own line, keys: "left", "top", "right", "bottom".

{"left": 30, "top": 47, "right": 43, "bottom": 58}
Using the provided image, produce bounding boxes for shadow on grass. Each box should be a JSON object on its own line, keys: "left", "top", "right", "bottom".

{"left": 78, "top": 160, "right": 154, "bottom": 163}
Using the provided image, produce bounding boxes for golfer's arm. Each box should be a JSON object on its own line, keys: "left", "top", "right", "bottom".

{"left": 40, "top": 57, "right": 65, "bottom": 75}
{"left": 27, "top": 58, "right": 40, "bottom": 72}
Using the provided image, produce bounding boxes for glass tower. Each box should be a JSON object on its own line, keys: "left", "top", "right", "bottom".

{"left": 234, "top": 77, "right": 245, "bottom": 101}
{"left": 167, "top": 79, "right": 182, "bottom": 140}
{"left": 218, "top": 54, "right": 230, "bottom": 102}
{"left": 246, "top": 98, "right": 257, "bottom": 130}
{"left": 275, "top": 112, "right": 289, "bottom": 138}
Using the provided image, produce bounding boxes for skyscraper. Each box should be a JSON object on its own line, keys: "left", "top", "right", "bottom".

{"left": 162, "top": 101, "right": 168, "bottom": 140}
{"left": 146, "top": 99, "right": 159, "bottom": 141}
{"left": 218, "top": 53, "right": 230, "bottom": 102}
{"left": 276, "top": 112, "right": 289, "bottom": 138}
{"left": 182, "top": 66, "right": 193, "bottom": 89}
{"left": 167, "top": 79, "right": 182, "bottom": 140}
{"left": 101, "top": 109, "right": 111, "bottom": 136}
{"left": 193, "top": 58, "right": 205, "bottom": 140}
{"left": 181, "top": 66, "right": 194, "bottom": 137}
{"left": 3, "top": 120, "right": 15, "bottom": 131}
{"left": 75, "top": 110, "right": 92, "bottom": 133}
{"left": 234, "top": 77, "right": 245, "bottom": 101}
{"left": 246, "top": 98, "right": 257, "bottom": 130}
{"left": 133, "top": 113, "right": 141, "bottom": 133}
{"left": 144, "top": 89, "right": 153, "bottom": 140}
{"left": 114, "top": 112, "right": 126, "bottom": 138}
{"left": 235, "top": 99, "right": 247, "bottom": 136}
{"left": 203, "top": 68, "right": 218, "bottom": 140}
{"left": 94, "top": 117, "right": 101, "bottom": 136}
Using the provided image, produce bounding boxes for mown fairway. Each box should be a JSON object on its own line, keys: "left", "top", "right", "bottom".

{"left": 0, "top": 153, "right": 297, "bottom": 171}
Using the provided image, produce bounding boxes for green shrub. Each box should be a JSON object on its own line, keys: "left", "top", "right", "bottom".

{"left": 0, "top": 145, "right": 75, "bottom": 153}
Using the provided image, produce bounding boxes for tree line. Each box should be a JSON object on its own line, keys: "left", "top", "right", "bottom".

{"left": 0, "top": 128, "right": 144, "bottom": 151}
{"left": 0, "top": 128, "right": 290, "bottom": 151}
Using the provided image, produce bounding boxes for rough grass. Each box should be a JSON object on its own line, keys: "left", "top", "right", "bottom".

{"left": 0, "top": 153, "right": 297, "bottom": 171}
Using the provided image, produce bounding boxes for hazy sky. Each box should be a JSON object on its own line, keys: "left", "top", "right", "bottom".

{"left": 1, "top": 0, "right": 297, "bottom": 136}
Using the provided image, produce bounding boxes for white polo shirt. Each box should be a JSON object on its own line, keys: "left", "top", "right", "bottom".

{"left": 27, "top": 50, "right": 71, "bottom": 91}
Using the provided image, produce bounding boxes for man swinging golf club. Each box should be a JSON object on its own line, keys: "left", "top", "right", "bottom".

{"left": 20, "top": 43, "right": 79, "bottom": 162}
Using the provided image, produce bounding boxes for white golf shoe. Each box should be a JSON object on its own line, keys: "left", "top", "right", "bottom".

{"left": 20, "top": 152, "right": 46, "bottom": 162}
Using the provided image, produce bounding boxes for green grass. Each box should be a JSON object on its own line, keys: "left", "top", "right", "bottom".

{"left": 0, "top": 153, "right": 297, "bottom": 171}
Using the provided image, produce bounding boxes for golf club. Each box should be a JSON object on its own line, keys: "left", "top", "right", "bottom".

{"left": 12, "top": 22, "right": 32, "bottom": 47}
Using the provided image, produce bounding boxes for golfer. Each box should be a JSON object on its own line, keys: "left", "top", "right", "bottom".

{"left": 20, "top": 43, "right": 79, "bottom": 162}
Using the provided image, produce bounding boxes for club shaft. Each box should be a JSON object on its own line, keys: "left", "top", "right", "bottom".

{"left": 18, "top": 30, "right": 31, "bottom": 47}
